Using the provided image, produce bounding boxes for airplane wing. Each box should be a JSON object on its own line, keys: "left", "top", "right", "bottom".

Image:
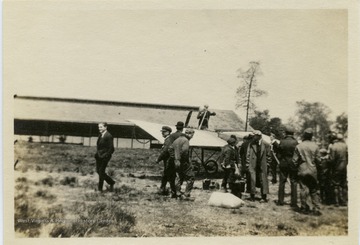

{"left": 127, "top": 119, "right": 227, "bottom": 148}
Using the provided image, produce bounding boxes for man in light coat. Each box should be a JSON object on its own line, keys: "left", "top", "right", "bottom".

{"left": 292, "top": 128, "right": 321, "bottom": 215}
{"left": 168, "top": 128, "right": 195, "bottom": 200}
{"left": 246, "top": 130, "right": 272, "bottom": 203}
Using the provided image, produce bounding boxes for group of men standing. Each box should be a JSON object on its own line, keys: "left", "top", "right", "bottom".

{"left": 155, "top": 121, "right": 196, "bottom": 201}
{"left": 219, "top": 130, "right": 272, "bottom": 203}
{"left": 219, "top": 126, "right": 348, "bottom": 216}
{"left": 93, "top": 121, "right": 348, "bottom": 215}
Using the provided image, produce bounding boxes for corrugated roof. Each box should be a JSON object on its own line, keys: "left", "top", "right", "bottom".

{"left": 14, "top": 96, "right": 246, "bottom": 131}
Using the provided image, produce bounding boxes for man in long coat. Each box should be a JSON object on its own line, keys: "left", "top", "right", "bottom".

{"left": 246, "top": 130, "right": 272, "bottom": 202}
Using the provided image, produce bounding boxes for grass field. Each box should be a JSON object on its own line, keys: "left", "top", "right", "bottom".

{"left": 14, "top": 141, "right": 348, "bottom": 237}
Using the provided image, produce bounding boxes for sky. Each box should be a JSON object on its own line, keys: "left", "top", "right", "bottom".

{"left": 4, "top": 4, "right": 348, "bottom": 123}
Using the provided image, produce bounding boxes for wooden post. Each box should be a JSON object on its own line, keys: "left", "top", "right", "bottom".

{"left": 116, "top": 138, "right": 119, "bottom": 148}
{"left": 201, "top": 148, "right": 205, "bottom": 165}
{"left": 89, "top": 125, "right": 92, "bottom": 146}
{"left": 131, "top": 126, "right": 135, "bottom": 149}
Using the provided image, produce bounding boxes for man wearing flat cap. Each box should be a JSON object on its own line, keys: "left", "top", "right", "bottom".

{"left": 246, "top": 130, "right": 272, "bottom": 202}
{"left": 328, "top": 133, "right": 348, "bottom": 207}
{"left": 218, "top": 136, "right": 240, "bottom": 193}
{"left": 292, "top": 128, "right": 322, "bottom": 215}
{"left": 276, "top": 126, "right": 298, "bottom": 207}
{"left": 156, "top": 126, "right": 174, "bottom": 196}
{"left": 168, "top": 128, "right": 195, "bottom": 200}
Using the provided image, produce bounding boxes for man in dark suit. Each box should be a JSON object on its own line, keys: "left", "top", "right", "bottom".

{"left": 276, "top": 126, "right": 298, "bottom": 207}
{"left": 95, "top": 122, "right": 115, "bottom": 192}
{"left": 219, "top": 137, "right": 239, "bottom": 193}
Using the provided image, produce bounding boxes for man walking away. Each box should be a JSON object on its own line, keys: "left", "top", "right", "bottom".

{"left": 276, "top": 126, "right": 298, "bottom": 207}
{"left": 292, "top": 128, "right": 321, "bottom": 215}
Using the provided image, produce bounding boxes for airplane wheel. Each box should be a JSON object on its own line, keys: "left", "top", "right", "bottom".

{"left": 204, "top": 160, "right": 218, "bottom": 174}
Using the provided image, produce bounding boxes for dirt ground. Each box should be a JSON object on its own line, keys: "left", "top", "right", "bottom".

{"left": 13, "top": 141, "right": 348, "bottom": 237}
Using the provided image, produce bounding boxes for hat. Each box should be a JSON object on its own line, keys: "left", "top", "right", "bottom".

{"left": 247, "top": 132, "right": 254, "bottom": 139}
{"left": 175, "top": 121, "right": 184, "bottom": 128}
{"left": 319, "top": 148, "right": 328, "bottom": 155}
{"left": 253, "top": 130, "right": 262, "bottom": 136}
{"left": 230, "top": 134, "right": 237, "bottom": 140}
{"left": 285, "top": 125, "right": 295, "bottom": 134}
{"left": 336, "top": 134, "right": 344, "bottom": 140}
{"left": 160, "top": 126, "right": 172, "bottom": 133}
{"left": 227, "top": 137, "right": 236, "bottom": 145}
{"left": 185, "top": 128, "right": 195, "bottom": 134}
{"left": 304, "top": 128, "right": 313, "bottom": 134}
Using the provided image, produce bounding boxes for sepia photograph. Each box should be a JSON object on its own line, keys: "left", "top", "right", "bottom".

{"left": 3, "top": 0, "right": 359, "bottom": 244}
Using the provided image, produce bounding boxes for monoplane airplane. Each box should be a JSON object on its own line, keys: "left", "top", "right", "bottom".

{"left": 127, "top": 118, "right": 269, "bottom": 175}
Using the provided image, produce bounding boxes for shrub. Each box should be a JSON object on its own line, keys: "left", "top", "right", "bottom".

{"left": 14, "top": 195, "right": 43, "bottom": 237}
{"left": 49, "top": 201, "right": 136, "bottom": 237}
{"left": 60, "top": 176, "right": 78, "bottom": 187}
{"left": 35, "top": 190, "right": 56, "bottom": 201}
{"left": 41, "top": 177, "right": 54, "bottom": 187}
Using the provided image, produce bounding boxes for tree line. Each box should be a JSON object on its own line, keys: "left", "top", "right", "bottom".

{"left": 235, "top": 62, "right": 347, "bottom": 145}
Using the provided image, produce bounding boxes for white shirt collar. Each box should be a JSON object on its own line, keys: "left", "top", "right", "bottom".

{"left": 101, "top": 131, "right": 107, "bottom": 137}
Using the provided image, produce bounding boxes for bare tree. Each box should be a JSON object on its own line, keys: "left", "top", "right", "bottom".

{"left": 235, "top": 61, "right": 267, "bottom": 131}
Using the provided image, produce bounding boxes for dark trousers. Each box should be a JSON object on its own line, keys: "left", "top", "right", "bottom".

{"left": 278, "top": 166, "right": 298, "bottom": 206}
{"left": 332, "top": 169, "right": 347, "bottom": 205}
{"left": 318, "top": 170, "right": 334, "bottom": 204}
{"left": 175, "top": 162, "right": 195, "bottom": 197}
{"left": 221, "top": 168, "right": 235, "bottom": 191}
{"left": 269, "top": 160, "right": 278, "bottom": 183}
{"left": 298, "top": 175, "right": 320, "bottom": 211}
{"left": 96, "top": 157, "right": 115, "bottom": 191}
{"left": 160, "top": 159, "right": 177, "bottom": 195}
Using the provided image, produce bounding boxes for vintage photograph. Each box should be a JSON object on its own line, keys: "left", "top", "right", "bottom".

{"left": 3, "top": 0, "right": 359, "bottom": 244}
